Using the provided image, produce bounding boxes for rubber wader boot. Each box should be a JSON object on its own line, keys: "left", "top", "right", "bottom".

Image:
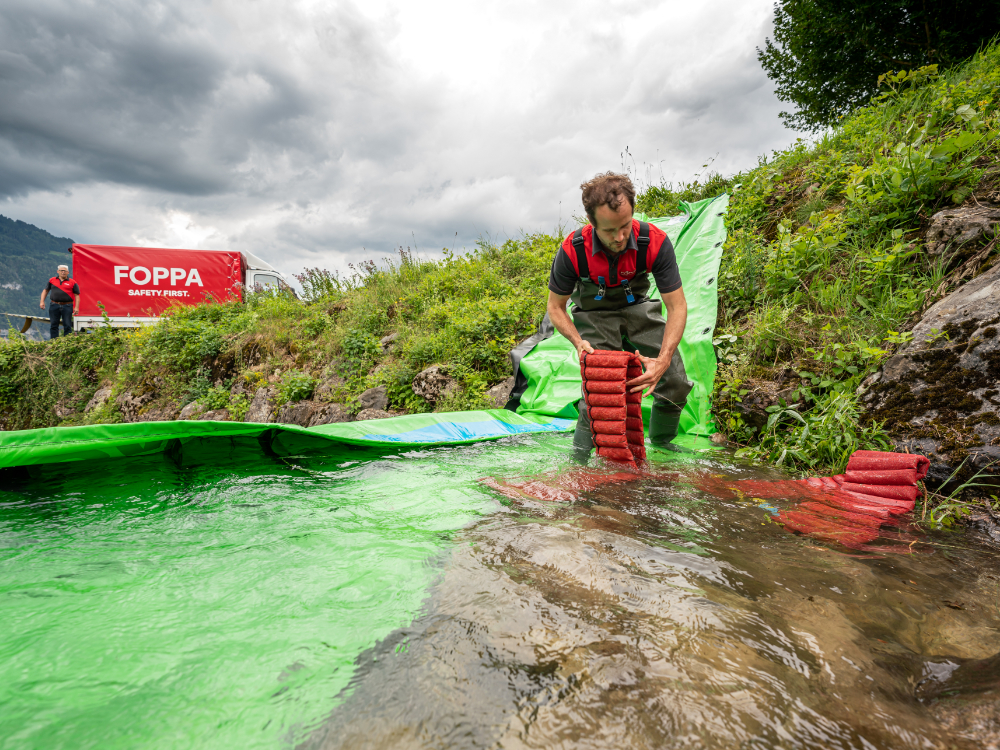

{"left": 649, "top": 402, "right": 694, "bottom": 453}
{"left": 571, "top": 406, "right": 594, "bottom": 464}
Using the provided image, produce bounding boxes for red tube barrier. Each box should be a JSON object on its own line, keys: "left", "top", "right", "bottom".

{"left": 847, "top": 450, "right": 930, "bottom": 479}
{"left": 581, "top": 350, "right": 647, "bottom": 465}
{"left": 840, "top": 482, "right": 919, "bottom": 502}
{"left": 844, "top": 468, "right": 919, "bottom": 486}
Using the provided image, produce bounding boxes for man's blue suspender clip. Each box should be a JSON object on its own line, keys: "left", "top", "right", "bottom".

{"left": 595, "top": 276, "right": 606, "bottom": 301}
{"left": 621, "top": 279, "right": 635, "bottom": 303}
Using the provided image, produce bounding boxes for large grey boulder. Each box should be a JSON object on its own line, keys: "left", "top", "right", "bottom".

{"left": 245, "top": 386, "right": 278, "bottom": 423}
{"left": 275, "top": 400, "right": 317, "bottom": 427}
{"left": 865, "top": 260, "right": 1000, "bottom": 484}
{"left": 358, "top": 385, "right": 388, "bottom": 411}
{"left": 926, "top": 204, "right": 1000, "bottom": 255}
{"left": 308, "top": 403, "right": 354, "bottom": 427}
{"left": 412, "top": 365, "right": 458, "bottom": 404}
{"left": 486, "top": 376, "right": 515, "bottom": 409}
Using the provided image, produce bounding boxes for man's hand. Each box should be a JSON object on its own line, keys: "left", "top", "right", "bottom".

{"left": 575, "top": 339, "right": 594, "bottom": 358}
{"left": 627, "top": 353, "right": 671, "bottom": 397}
{"left": 39, "top": 301, "right": 45, "bottom": 310}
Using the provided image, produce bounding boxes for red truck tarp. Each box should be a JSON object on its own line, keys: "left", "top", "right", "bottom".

{"left": 71, "top": 245, "right": 244, "bottom": 317}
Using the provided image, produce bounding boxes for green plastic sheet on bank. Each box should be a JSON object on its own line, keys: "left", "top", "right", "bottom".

{"left": 514, "top": 194, "right": 729, "bottom": 435}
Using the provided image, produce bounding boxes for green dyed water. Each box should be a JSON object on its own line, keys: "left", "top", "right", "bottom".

{"left": 3, "top": 435, "right": 1000, "bottom": 749}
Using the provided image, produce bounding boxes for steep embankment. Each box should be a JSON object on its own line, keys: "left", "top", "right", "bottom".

{"left": 708, "top": 45, "right": 1000, "bottom": 516}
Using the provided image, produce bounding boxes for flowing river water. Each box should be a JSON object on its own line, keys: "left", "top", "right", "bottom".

{"left": 2, "top": 433, "right": 999, "bottom": 749}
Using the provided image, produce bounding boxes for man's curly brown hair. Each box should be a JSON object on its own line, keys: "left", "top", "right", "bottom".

{"left": 580, "top": 172, "right": 636, "bottom": 223}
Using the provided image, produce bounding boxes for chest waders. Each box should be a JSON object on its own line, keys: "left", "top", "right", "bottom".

{"left": 566, "top": 225, "right": 693, "bottom": 455}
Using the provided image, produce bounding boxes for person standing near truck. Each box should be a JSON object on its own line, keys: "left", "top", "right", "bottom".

{"left": 40, "top": 264, "right": 79, "bottom": 338}
{"left": 546, "top": 172, "right": 693, "bottom": 452}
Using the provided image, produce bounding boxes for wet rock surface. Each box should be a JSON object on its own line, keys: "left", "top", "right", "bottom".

{"left": 412, "top": 365, "right": 458, "bottom": 403}
{"left": 864, "top": 260, "right": 1000, "bottom": 485}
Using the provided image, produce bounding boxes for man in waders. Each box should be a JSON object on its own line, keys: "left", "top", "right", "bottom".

{"left": 547, "top": 172, "right": 692, "bottom": 453}
{"left": 40, "top": 264, "right": 79, "bottom": 339}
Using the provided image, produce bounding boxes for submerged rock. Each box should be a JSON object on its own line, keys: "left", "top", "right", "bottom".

{"left": 865, "top": 260, "right": 1000, "bottom": 485}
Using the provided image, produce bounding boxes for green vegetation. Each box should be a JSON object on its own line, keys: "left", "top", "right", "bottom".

{"left": 711, "top": 42, "right": 1000, "bottom": 483}
{"left": 759, "top": 0, "right": 999, "bottom": 130}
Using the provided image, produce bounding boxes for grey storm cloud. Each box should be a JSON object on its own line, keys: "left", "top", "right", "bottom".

{"left": 0, "top": 0, "right": 794, "bottom": 276}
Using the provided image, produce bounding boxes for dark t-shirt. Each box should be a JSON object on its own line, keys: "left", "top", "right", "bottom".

{"left": 548, "top": 227, "right": 682, "bottom": 296}
{"left": 46, "top": 278, "right": 79, "bottom": 305}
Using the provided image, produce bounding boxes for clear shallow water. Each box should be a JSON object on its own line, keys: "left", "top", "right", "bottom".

{"left": 2, "top": 434, "right": 999, "bottom": 749}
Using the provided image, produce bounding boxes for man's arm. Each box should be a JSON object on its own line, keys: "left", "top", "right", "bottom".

{"left": 627, "top": 287, "right": 688, "bottom": 396}
{"left": 39, "top": 285, "right": 48, "bottom": 310}
{"left": 546, "top": 292, "right": 594, "bottom": 358}
{"left": 72, "top": 284, "right": 80, "bottom": 315}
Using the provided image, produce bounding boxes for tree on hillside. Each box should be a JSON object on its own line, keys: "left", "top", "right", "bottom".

{"left": 758, "top": 0, "right": 1000, "bottom": 131}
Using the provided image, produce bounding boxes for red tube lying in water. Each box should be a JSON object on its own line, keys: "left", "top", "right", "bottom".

{"left": 840, "top": 482, "right": 919, "bottom": 502}
{"left": 844, "top": 468, "right": 920, "bottom": 486}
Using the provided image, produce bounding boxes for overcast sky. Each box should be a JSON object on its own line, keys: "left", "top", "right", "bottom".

{"left": 0, "top": 0, "right": 793, "bottom": 277}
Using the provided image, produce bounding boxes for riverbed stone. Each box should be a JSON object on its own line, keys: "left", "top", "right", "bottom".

{"left": 358, "top": 385, "right": 389, "bottom": 411}
{"left": 412, "top": 365, "right": 458, "bottom": 403}
{"left": 926, "top": 204, "right": 1000, "bottom": 256}
{"left": 179, "top": 401, "right": 206, "bottom": 420}
{"left": 245, "top": 386, "right": 278, "bottom": 423}
{"left": 308, "top": 403, "right": 354, "bottom": 426}
{"left": 864, "top": 259, "right": 1000, "bottom": 485}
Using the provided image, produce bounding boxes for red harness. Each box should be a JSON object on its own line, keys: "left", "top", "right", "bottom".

{"left": 561, "top": 219, "right": 667, "bottom": 302}
{"left": 48, "top": 276, "right": 77, "bottom": 304}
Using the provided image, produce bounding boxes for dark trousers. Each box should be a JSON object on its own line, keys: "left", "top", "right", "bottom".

{"left": 49, "top": 304, "right": 73, "bottom": 338}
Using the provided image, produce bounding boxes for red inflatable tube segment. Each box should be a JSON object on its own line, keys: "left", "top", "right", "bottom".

{"left": 847, "top": 451, "right": 930, "bottom": 478}
{"left": 594, "top": 433, "right": 628, "bottom": 447}
{"left": 626, "top": 404, "right": 642, "bottom": 417}
{"left": 591, "top": 420, "right": 626, "bottom": 435}
{"left": 626, "top": 430, "right": 645, "bottom": 444}
{"left": 844, "top": 469, "right": 919, "bottom": 486}
{"left": 598, "top": 447, "right": 634, "bottom": 462}
{"left": 583, "top": 352, "right": 633, "bottom": 368}
{"left": 584, "top": 367, "right": 627, "bottom": 381}
{"left": 840, "top": 482, "right": 919, "bottom": 502}
{"left": 590, "top": 406, "right": 627, "bottom": 421}
{"left": 587, "top": 393, "right": 626, "bottom": 408}
{"left": 626, "top": 417, "right": 643, "bottom": 432}
{"left": 625, "top": 391, "right": 643, "bottom": 404}
{"left": 585, "top": 380, "right": 626, "bottom": 394}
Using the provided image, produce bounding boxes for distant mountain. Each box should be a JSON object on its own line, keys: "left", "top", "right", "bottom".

{"left": 0, "top": 215, "right": 74, "bottom": 337}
